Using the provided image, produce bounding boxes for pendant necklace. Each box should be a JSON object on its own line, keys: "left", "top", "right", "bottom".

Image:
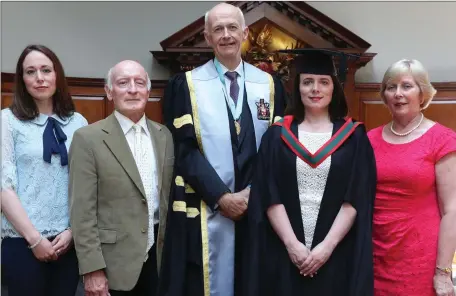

{"left": 234, "top": 121, "right": 241, "bottom": 135}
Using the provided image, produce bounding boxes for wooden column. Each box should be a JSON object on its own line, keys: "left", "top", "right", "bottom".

{"left": 344, "top": 66, "right": 357, "bottom": 118}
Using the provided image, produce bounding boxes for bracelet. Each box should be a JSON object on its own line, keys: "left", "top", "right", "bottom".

{"left": 436, "top": 266, "right": 452, "bottom": 275}
{"left": 28, "top": 234, "right": 43, "bottom": 249}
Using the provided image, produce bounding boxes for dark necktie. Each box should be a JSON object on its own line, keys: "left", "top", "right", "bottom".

{"left": 225, "top": 71, "right": 239, "bottom": 106}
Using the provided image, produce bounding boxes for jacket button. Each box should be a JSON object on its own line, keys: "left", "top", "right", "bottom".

{"left": 141, "top": 228, "right": 147, "bottom": 233}
{"left": 142, "top": 199, "right": 147, "bottom": 204}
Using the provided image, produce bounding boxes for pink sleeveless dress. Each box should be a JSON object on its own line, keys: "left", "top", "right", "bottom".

{"left": 368, "top": 123, "right": 456, "bottom": 296}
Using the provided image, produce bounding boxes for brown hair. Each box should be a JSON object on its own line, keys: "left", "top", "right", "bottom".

{"left": 10, "top": 44, "right": 75, "bottom": 120}
{"left": 285, "top": 74, "right": 348, "bottom": 123}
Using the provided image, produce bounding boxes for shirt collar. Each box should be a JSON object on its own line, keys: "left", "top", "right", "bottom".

{"left": 31, "top": 113, "right": 71, "bottom": 126}
{"left": 215, "top": 57, "right": 244, "bottom": 78}
{"left": 114, "top": 110, "right": 150, "bottom": 137}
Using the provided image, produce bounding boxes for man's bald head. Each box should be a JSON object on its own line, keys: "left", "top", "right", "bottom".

{"left": 104, "top": 59, "right": 151, "bottom": 122}
{"left": 204, "top": 3, "right": 246, "bottom": 33}
{"left": 203, "top": 3, "right": 248, "bottom": 69}
{"left": 106, "top": 60, "right": 151, "bottom": 91}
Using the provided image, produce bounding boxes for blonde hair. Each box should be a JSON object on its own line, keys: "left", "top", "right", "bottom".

{"left": 380, "top": 59, "right": 437, "bottom": 110}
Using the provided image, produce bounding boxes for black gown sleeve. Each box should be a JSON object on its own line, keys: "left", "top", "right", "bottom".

{"left": 157, "top": 174, "right": 186, "bottom": 296}
{"left": 164, "top": 73, "right": 231, "bottom": 210}
{"left": 344, "top": 124, "right": 377, "bottom": 296}
{"left": 158, "top": 74, "right": 188, "bottom": 296}
{"left": 241, "top": 126, "right": 282, "bottom": 296}
{"left": 159, "top": 74, "right": 231, "bottom": 296}
{"left": 272, "top": 75, "right": 288, "bottom": 119}
{"left": 251, "top": 126, "right": 283, "bottom": 213}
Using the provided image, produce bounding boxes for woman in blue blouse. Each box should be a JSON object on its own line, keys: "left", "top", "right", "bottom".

{"left": 1, "top": 44, "right": 88, "bottom": 296}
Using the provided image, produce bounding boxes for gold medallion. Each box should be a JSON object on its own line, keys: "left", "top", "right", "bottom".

{"left": 235, "top": 121, "right": 241, "bottom": 135}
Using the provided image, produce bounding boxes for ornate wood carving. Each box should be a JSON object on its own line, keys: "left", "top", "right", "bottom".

{"left": 159, "top": 1, "right": 371, "bottom": 50}
{"left": 151, "top": 1, "right": 377, "bottom": 115}
{"left": 151, "top": 1, "right": 374, "bottom": 73}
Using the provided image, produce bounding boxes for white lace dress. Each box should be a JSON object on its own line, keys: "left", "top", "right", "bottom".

{"left": 1, "top": 108, "right": 88, "bottom": 238}
{"left": 296, "top": 130, "right": 332, "bottom": 248}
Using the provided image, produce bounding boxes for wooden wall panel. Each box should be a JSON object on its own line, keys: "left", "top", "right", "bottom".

{"left": 1, "top": 92, "right": 13, "bottom": 109}
{"left": 145, "top": 97, "right": 164, "bottom": 124}
{"left": 354, "top": 82, "right": 456, "bottom": 131}
{"left": 1, "top": 73, "right": 166, "bottom": 124}
{"left": 72, "top": 96, "right": 106, "bottom": 124}
{"left": 4, "top": 72, "right": 455, "bottom": 132}
{"left": 105, "top": 88, "right": 164, "bottom": 124}
{"left": 421, "top": 101, "right": 456, "bottom": 131}
{"left": 1, "top": 80, "right": 14, "bottom": 110}
{"left": 360, "top": 101, "right": 390, "bottom": 131}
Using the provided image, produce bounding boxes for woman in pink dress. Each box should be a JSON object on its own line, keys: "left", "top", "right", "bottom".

{"left": 368, "top": 59, "right": 456, "bottom": 296}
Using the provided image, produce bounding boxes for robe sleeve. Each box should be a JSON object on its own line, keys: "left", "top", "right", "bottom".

{"left": 272, "top": 75, "right": 288, "bottom": 120}
{"left": 163, "top": 73, "right": 231, "bottom": 210}
{"left": 158, "top": 74, "right": 208, "bottom": 296}
{"left": 252, "top": 126, "right": 283, "bottom": 211}
{"left": 157, "top": 176, "right": 186, "bottom": 296}
{"left": 241, "top": 126, "right": 282, "bottom": 296}
{"left": 343, "top": 124, "right": 377, "bottom": 296}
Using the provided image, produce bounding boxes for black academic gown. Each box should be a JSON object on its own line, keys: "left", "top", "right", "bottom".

{"left": 158, "top": 73, "right": 287, "bottom": 296}
{"left": 242, "top": 118, "right": 376, "bottom": 296}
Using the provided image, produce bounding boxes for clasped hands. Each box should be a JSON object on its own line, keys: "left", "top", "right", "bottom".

{"left": 286, "top": 239, "right": 334, "bottom": 278}
{"left": 29, "top": 229, "right": 73, "bottom": 263}
{"left": 218, "top": 187, "right": 250, "bottom": 221}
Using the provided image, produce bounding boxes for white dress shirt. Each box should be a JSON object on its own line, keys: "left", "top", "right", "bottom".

{"left": 114, "top": 111, "right": 159, "bottom": 252}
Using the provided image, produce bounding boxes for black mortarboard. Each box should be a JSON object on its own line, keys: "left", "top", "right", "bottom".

{"left": 277, "top": 48, "right": 361, "bottom": 84}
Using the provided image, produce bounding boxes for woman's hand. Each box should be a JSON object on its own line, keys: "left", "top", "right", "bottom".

{"left": 51, "top": 229, "right": 73, "bottom": 257}
{"left": 299, "top": 240, "right": 334, "bottom": 276}
{"left": 286, "top": 240, "right": 311, "bottom": 270}
{"left": 29, "top": 235, "right": 58, "bottom": 262}
{"left": 433, "top": 271, "right": 455, "bottom": 296}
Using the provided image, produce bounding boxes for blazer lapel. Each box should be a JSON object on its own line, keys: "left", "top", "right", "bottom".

{"left": 147, "top": 120, "right": 166, "bottom": 195}
{"left": 102, "top": 114, "right": 146, "bottom": 198}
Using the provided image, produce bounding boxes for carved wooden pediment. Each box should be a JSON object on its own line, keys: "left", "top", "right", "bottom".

{"left": 151, "top": 1, "right": 376, "bottom": 75}
{"left": 151, "top": 1, "right": 376, "bottom": 114}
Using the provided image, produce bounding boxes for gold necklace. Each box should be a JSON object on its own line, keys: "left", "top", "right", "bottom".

{"left": 390, "top": 113, "right": 424, "bottom": 137}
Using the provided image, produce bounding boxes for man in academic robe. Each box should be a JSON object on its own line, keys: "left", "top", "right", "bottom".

{"left": 157, "top": 3, "right": 287, "bottom": 296}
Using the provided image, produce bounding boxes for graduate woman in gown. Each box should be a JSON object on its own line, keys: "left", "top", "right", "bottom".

{"left": 243, "top": 49, "right": 376, "bottom": 296}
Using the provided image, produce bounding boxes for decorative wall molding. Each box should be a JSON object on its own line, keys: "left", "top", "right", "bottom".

{"left": 1, "top": 72, "right": 168, "bottom": 89}
{"left": 355, "top": 82, "right": 456, "bottom": 92}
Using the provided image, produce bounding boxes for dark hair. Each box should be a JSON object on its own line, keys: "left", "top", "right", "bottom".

{"left": 285, "top": 73, "right": 348, "bottom": 123}
{"left": 10, "top": 44, "right": 75, "bottom": 120}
